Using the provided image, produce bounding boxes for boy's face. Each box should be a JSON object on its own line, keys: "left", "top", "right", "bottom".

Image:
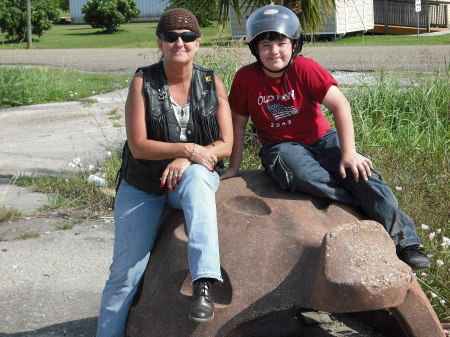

{"left": 257, "top": 37, "right": 293, "bottom": 77}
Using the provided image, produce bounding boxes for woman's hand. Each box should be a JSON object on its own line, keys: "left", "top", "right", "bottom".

{"left": 160, "top": 158, "right": 192, "bottom": 191}
{"left": 339, "top": 151, "right": 373, "bottom": 182}
{"left": 190, "top": 144, "right": 217, "bottom": 172}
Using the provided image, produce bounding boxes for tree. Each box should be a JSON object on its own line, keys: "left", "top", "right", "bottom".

{"left": 0, "top": 0, "right": 58, "bottom": 41}
{"left": 82, "top": 0, "right": 141, "bottom": 33}
{"left": 169, "top": 0, "right": 336, "bottom": 33}
{"left": 53, "top": 0, "right": 69, "bottom": 12}
{"left": 165, "top": 1, "right": 218, "bottom": 27}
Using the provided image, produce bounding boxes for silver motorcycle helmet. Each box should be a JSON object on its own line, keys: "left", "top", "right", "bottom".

{"left": 246, "top": 5, "right": 303, "bottom": 72}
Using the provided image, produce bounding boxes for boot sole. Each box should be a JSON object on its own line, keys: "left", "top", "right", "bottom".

{"left": 189, "top": 312, "right": 214, "bottom": 323}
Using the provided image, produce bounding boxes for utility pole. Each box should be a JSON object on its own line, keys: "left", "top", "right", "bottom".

{"left": 27, "top": 0, "right": 32, "bottom": 49}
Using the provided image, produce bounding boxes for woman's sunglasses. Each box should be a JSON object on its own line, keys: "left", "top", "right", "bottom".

{"left": 160, "top": 31, "right": 199, "bottom": 43}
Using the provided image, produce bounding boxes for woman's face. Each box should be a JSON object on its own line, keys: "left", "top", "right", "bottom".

{"left": 257, "top": 37, "right": 293, "bottom": 77}
{"left": 158, "top": 29, "right": 200, "bottom": 64}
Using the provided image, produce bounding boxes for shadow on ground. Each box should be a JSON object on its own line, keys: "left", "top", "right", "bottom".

{"left": 0, "top": 317, "right": 97, "bottom": 337}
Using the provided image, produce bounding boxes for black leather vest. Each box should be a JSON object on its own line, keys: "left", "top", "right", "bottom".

{"left": 118, "top": 62, "right": 220, "bottom": 195}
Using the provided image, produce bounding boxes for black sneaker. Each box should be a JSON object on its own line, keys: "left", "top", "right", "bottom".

{"left": 398, "top": 245, "right": 431, "bottom": 270}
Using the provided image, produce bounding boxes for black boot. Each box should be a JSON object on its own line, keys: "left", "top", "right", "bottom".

{"left": 189, "top": 278, "right": 214, "bottom": 323}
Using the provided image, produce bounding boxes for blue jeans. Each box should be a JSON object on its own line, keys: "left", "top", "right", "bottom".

{"left": 96, "top": 164, "right": 222, "bottom": 337}
{"left": 259, "top": 128, "right": 420, "bottom": 251}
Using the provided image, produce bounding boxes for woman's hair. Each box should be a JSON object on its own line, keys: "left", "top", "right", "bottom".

{"left": 156, "top": 8, "right": 201, "bottom": 37}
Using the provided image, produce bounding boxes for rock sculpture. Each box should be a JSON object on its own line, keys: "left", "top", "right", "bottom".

{"left": 126, "top": 170, "right": 445, "bottom": 337}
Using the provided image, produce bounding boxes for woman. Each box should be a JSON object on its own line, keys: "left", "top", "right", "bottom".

{"left": 96, "top": 8, "right": 233, "bottom": 336}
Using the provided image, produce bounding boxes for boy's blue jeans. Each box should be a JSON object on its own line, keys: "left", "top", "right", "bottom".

{"left": 96, "top": 164, "right": 222, "bottom": 337}
{"left": 259, "top": 128, "right": 420, "bottom": 251}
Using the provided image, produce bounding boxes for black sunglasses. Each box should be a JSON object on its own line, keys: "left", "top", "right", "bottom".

{"left": 160, "top": 31, "right": 199, "bottom": 43}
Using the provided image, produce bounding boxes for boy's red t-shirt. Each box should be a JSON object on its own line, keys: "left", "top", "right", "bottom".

{"left": 228, "top": 56, "right": 337, "bottom": 145}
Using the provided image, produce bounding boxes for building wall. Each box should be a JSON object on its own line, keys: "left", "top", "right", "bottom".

{"left": 229, "top": 0, "right": 374, "bottom": 38}
{"left": 335, "top": 0, "right": 374, "bottom": 34}
{"left": 69, "top": 0, "right": 170, "bottom": 24}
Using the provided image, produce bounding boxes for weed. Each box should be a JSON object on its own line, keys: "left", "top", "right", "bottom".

{"left": 56, "top": 218, "right": 84, "bottom": 230}
{"left": 0, "top": 204, "right": 23, "bottom": 222}
{"left": 19, "top": 231, "right": 40, "bottom": 239}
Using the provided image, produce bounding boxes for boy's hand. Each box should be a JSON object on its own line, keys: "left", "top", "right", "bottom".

{"left": 220, "top": 167, "right": 238, "bottom": 180}
{"left": 339, "top": 152, "right": 373, "bottom": 182}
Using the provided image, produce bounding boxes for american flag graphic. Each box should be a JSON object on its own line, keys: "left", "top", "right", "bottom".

{"left": 265, "top": 103, "right": 299, "bottom": 120}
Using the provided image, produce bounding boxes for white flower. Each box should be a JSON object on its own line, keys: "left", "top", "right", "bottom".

{"left": 420, "top": 272, "right": 427, "bottom": 277}
{"left": 430, "top": 292, "right": 437, "bottom": 298}
{"left": 88, "top": 164, "right": 95, "bottom": 170}
{"left": 443, "top": 237, "right": 450, "bottom": 246}
{"left": 92, "top": 91, "right": 96, "bottom": 94}
{"left": 436, "top": 259, "right": 444, "bottom": 266}
{"left": 427, "top": 254, "right": 433, "bottom": 258}
{"left": 395, "top": 186, "right": 403, "bottom": 191}
{"left": 436, "top": 228, "right": 441, "bottom": 233}
{"left": 107, "top": 151, "right": 112, "bottom": 156}
{"left": 440, "top": 300, "right": 446, "bottom": 305}
{"left": 429, "top": 232, "right": 436, "bottom": 239}
{"left": 421, "top": 224, "right": 429, "bottom": 230}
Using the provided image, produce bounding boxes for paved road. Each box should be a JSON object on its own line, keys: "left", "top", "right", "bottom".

{"left": 1, "top": 45, "right": 449, "bottom": 73}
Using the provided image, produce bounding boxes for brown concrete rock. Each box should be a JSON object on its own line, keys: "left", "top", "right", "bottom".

{"left": 126, "top": 170, "right": 445, "bottom": 337}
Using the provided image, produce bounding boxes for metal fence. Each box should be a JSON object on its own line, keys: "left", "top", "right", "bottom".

{"left": 374, "top": 0, "right": 449, "bottom": 28}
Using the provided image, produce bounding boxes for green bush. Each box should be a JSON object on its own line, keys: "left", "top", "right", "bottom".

{"left": 0, "top": 0, "right": 58, "bottom": 41}
{"left": 82, "top": 0, "right": 140, "bottom": 33}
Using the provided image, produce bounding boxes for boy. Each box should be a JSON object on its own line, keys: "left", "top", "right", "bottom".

{"left": 221, "top": 4, "right": 430, "bottom": 270}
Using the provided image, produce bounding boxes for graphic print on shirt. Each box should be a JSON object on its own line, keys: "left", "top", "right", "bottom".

{"left": 259, "top": 89, "right": 298, "bottom": 121}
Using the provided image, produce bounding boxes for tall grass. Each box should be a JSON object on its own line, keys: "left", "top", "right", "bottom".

{"left": 349, "top": 71, "right": 449, "bottom": 166}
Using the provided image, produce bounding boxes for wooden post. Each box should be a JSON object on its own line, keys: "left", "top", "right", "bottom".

{"left": 26, "top": 0, "right": 32, "bottom": 49}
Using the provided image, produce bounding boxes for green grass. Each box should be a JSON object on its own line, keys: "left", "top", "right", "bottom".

{"left": 0, "top": 22, "right": 232, "bottom": 49}
{"left": 1, "top": 21, "right": 448, "bottom": 49}
{"left": 0, "top": 65, "right": 130, "bottom": 108}
{"left": 311, "top": 32, "right": 450, "bottom": 46}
